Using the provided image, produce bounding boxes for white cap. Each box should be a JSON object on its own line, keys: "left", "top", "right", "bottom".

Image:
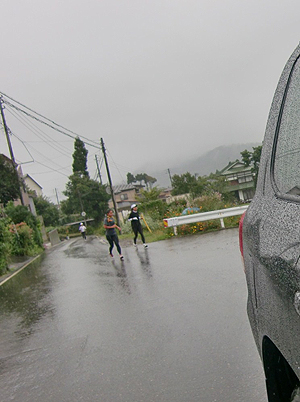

{"left": 131, "top": 204, "right": 137, "bottom": 209}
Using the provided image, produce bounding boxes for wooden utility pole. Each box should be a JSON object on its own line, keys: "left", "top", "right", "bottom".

{"left": 0, "top": 96, "right": 25, "bottom": 205}
{"left": 55, "top": 188, "right": 60, "bottom": 207}
{"left": 167, "top": 168, "right": 172, "bottom": 187}
{"left": 100, "top": 138, "right": 120, "bottom": 227}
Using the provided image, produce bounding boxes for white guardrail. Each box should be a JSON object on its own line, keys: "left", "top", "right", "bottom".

{"left": 163, "top": 205, "right": 249, "bottom": 235}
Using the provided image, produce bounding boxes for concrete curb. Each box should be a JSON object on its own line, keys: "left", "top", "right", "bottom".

{"left": 0, "top": 255, "right": 42, "bottom": 286}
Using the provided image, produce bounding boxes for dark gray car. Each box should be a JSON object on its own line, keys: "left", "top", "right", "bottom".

{"left": 239, "top": 43, "right": 300, "bottom": 402}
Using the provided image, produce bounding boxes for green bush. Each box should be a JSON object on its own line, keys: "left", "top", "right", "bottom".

{"left": 9, "top": 222, "right": 41, "bottom": 256}
{"left": 0, "top": 219, "right": 12, "bottom": 275}
{"left": 5, "top": 202, "right": 43, "bottom": 247}
{"left": 137, "top": 199, "right": 169, "bottom": 221}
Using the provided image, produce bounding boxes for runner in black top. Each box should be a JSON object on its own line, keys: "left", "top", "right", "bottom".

{"left": 128, "top": 204, "right": 148, "bottom": 248}
{"left": 104, "top": 209, "right": 124, "bottom": 260}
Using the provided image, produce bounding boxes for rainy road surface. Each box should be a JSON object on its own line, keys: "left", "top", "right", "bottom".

{"left": 0, "top": 229, "right": 267, "bottom": 402}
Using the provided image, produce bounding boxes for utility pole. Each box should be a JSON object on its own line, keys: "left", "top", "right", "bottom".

{"left": 0, "top": 96, "right": 25, "bottom": 205}
{"left": 55, "top": 188, "right": 60, "bottom": 207}
{"left": 167, "top": 168, "right": 172, "bottom": 187}
{"left": 100, "top": 138, "right": 120, "bottom": 227}
{"left": 95, "top": 155, "right": 102, "bottom": 184}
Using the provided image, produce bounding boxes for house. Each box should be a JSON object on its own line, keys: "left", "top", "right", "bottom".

{"left": 24, "top": 174, "right": 43, "bottom": 197}
{"left": 0, "top": 154, "right": 38, "bottom": 215}
{"left": 108, "top": 184, "right": 143, "bottom": 220}
{"left": 220, "top": 160, "right": 255, "bottom": 202}
{"left": 158, "top": 187, "right": 173, "bottom": 202}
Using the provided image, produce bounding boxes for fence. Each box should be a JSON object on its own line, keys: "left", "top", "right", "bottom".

{"left": 163, "top": 205, "right": 248, "bottom": 235}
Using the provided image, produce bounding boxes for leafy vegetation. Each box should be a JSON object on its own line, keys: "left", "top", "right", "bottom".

{"left": 34, "top": 196, "right": 60, "bottom": 226}
{"left": 240, "top": 145, "right": 262, "bottom": 186}
{"left": 127, "top": 172, "right": 157, "bottom": 189}
{"left": 72, "top": 137, "right": 89, "bottom": 177}
{"left": 0, "top": 155, "right": 21, "bottom": 206}
{"left": 5, "top": 203, "right": 43, "bottom": 248}
{"left": 0, "top": 218, "right": 12, "bottom": 274}
{"left": 60, "top": 138, "right": 110, "bottom": 224}
{"left": 0, "top": 203, "right": 44, "bottom": 275}
{"left": 61, "top": 174, "right": 110, "bottom": 224}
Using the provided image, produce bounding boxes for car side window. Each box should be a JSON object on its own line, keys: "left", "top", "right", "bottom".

{"left": 273, "top": 57, "right": 300, "bottom": 196}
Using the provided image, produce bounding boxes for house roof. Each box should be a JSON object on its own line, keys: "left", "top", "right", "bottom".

{"left": 220, "top": 160, "right": 252, "bottom": 176}
{"left": 112, "top": 184, "right": 143, "bottom": 194}
{"left": 24, "top": 174, "right": 43, "bottom": 189}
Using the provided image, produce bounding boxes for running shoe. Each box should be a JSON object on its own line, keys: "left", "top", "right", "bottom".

{"left": 120, "top": 255, "right": 124, "bottom": 261}
{"left": 143, "top": 244, "right": 148, "bottom": 248}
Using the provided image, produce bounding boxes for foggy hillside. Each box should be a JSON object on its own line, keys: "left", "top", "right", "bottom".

{"left": 149, "top": 143, "right": 261, "bottom": 188}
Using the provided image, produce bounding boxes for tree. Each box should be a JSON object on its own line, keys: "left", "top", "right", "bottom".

{"left": 240, "top": 149, "right": 251, "bottom": 167}
{"left": 171, "top": 172, "right": 223, "bottom": 198}
{"left": 171, "top": 172, "right": 198, "bottom": 196}
{"left": 72, "top": 137, "right": 89, "bottom": 177}
{"left": 127, "top": 172, "right": 136, "bottom": 184}
{"left": 144, "top": 174, "right": 157, "bottom": 189}
{"left": 34, "top": 196, "right": 60, "bottom": 227}
{"left": 126, "top": 172, "right": 157, "bottom": 188}
{"left": 61, "top": 175, "right": 110, "bottom": 223}
{"left": 0, "top": 155, "right": 21, "bottom": 206}
{"left": 63, "top": 138, "right": 110, "bottom": 223}
{"left": 207, "top": 173, "right": 234, "bottom": 202}
{"left": 135, "top": 173, "right": 145, "bottom": 185}
{"left": 5, "top": 202, "right": 43, "bottom": 247}
{"left": 139, "top": 187, "right": 161, "bottom": 202}
{"left": 241, "top": 145, "right": 262, "bottom": 186}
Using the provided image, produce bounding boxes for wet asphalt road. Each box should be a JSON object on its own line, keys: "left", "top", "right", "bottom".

{"left": 0, "top": 229, "right": 267, "bottom": 402}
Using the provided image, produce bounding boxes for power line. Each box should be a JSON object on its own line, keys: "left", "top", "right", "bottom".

{"left": 0, "top": 91, "right": 101, "bottom": 148}
{"left": 5, "top": 104, "right": 72, "bottom": 158}
{"left": 1, "top": 97, "right": 100, "bottom": 149}
{"left": 10, "top": 129, "right": 71, "bottom": 174}
{"left": 106, "top": 149, "right": 127, "bottom": 184}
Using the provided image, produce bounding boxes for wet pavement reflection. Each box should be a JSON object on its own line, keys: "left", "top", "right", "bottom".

{"left": 0, "top": 231, "right": 267, "bottom": 401}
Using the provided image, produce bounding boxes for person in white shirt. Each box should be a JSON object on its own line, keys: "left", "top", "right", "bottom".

{"left": 79, "top": 222, "right": 87, "bottom": 240}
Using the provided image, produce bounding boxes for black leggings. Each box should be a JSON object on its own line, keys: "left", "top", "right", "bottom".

{"left": 106, "top": 234, "right": 122, "bottom": 255}
{"left": 133, "top": 224, "right": 145, "bottom": 244}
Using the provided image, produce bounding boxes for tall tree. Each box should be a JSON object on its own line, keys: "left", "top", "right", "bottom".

{"left": 171, "top": 172, "right": 198, "bottom": 195}
{"left": 61, "top": 175, "right": 110, "bottom": 223}
{"left": 72, "top": 137, "right": 89, "bottom": 177}
{"left": 127, "top": 172, "right": 136, "bottom": 184}
{"left": 135, "top": 173, "right": 145, "bottom": 185}
{"left": 62, "top": 138, "right": 110, "bottom": 222}
{"left": 144, "top": 174, "right": 157, "bottom": 189}
{"left": 241, "top": 145, "right": 262, "bottom": 187}
{"left": 0, "top": 155, "right": 21, "bottom": 206}
{"left": 240, "top": 149, "right": 252, "bottom": 167}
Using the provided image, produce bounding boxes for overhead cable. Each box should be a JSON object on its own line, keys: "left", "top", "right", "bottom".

{"left": 1, "top": 95, "right": 100, "bottom": 149}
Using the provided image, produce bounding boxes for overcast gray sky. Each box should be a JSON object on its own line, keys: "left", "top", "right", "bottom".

{"left": 1, "top": 0, "right": 300, "bottom": 203}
